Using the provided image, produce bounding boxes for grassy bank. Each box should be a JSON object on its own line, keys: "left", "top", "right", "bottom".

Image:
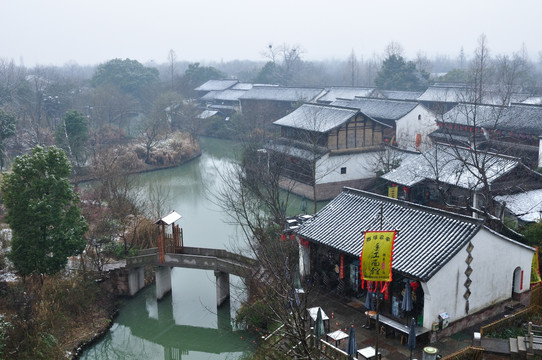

{"left": 0, "top": 273, "right": 118, "bottom": 359}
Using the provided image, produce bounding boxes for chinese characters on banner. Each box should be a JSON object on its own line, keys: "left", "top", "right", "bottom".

{"left": 531, "top": 246, "right": 541, "bottom": 284}
{"left": 360, "top": 231, "right": 396, "bottom": 290}
{"left": 388, "top": 186, "right": 398, "bottom": 199}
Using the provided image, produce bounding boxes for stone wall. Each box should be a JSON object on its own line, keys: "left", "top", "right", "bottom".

{"left": 434, "top": 292, "right": 531, "bottom": 340}
{"left": 100, "top": 266, "right": 154, "bottom": 297}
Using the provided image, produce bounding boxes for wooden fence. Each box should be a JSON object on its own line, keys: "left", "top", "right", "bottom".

{"left": 532, "top": 283, "right": 542, "bottom": 307}
{"left": 480, "top": 305, "right": 542, "bottom": 336}
{"left": 440, "top": 346, "right": 484, "bottom": 360}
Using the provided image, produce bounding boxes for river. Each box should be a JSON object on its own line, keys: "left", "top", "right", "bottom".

{"left": 80, "top": 137, "right": 255, "bottom": 360}
{"left": 80, "top": 137, "right": 322, "bottom": 359}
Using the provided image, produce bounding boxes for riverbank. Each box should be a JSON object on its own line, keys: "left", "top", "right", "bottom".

{"left": 71, "top": 131, "right": 202, "bottom": 184}
{"left": 68, "top": 302, "right": 119, "bottom": 359}
{"left": 0, "top": 273, "right": 121, "bottom": 359}
{"left": 71, "top": 150, "right": 202, "bottom": 184}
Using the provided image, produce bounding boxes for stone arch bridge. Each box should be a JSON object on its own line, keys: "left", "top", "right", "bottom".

{"left": 126, "top": 246, "right": 257, "bottom": 306}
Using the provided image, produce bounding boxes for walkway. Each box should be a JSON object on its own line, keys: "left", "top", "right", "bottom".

{"left": 310, "top": 293, "right": 473, "bottom": 359}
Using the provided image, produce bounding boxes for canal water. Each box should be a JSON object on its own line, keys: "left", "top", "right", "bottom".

{"left": 80, "top": 137, "right": 255, "bottom": 360}
{"left": 80, "top": 137, "right": 323, "bottom": 359}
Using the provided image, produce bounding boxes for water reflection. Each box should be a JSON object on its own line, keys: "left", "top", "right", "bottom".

{"left": 82, "top": 284, "right": 254, "bottom": 360}
{"left": 80, "top": 137, "right": 323, "bottom": 359}
{"left": 80, "top": 138, "right": 253, "bottom": 359}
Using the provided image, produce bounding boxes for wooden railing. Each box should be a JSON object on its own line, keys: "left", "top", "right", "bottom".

{"left": 440, "top": 346, "right": 483, "bottom": 360}
{"left": 531, "top": 283, "right": 542, "bottom": 306}
{"left": 480, "top": 305, "right": 541, "bottom": 336}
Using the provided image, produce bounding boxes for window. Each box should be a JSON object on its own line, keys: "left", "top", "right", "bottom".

{"left": 340, "top": 167, "right": 347, "bottom": 174}
{"left": 418, "top": 114, "right": 422, "bottom": 120}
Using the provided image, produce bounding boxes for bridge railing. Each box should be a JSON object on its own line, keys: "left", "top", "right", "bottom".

{"left": 125, "top": 246, "right": 256, "bottom": 273}
{"left": 181, "top": 247, "right": 257, "bottom": 267}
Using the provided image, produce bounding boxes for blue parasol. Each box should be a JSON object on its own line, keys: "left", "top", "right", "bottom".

{"left": 407, "top": 317, "right": 416, "bottom": 360}
{"left": 314, "top": 308, "right": 325, "bottom": 345}
{"left": 346, "top": 325, "right": 357, "bottom": 358}
{"left": 402, "top": 281, "right": 413, "bottom": 313}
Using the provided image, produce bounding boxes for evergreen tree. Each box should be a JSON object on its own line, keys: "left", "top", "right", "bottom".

{"left": 375, "top": 54, "right": 430, "bottom": 90}
{"left": 0, "top": 109, "right": 16, "bottom": 170}
{"left": 55, "top": 110, "right": 89, "bottom": 167}
{"left": 2, "top": 146, "right": 88, "bottom": 277}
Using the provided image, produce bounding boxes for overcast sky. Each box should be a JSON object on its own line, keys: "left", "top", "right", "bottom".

{"left": 2, "top": 0, "right": 541, "bottom": 67}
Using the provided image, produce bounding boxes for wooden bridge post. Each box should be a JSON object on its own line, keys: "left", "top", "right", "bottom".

{"left": 215, "top": 271, "right": 230, "bottom": 307}
{"left": 156, "top": 266, "right": 172, "bottom": 300}
{"left": 158, "top": 225, "right": 165, "bottom": 264}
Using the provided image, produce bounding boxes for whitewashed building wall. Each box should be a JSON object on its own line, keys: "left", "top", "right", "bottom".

{"left": 315, "top": 152, "right": 379, "bottom": 184}
{"left": 395, "top": 105, "right": 437, "bottom": 151}
{"left": 422, "top": 228, "right": 533, "bottom": 329}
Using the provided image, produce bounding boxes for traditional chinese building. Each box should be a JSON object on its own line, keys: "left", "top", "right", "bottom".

{"left": 294, "top": 187, "right": 534, "bottom": 335}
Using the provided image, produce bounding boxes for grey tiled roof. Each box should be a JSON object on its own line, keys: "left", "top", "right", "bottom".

{"left": 521, "top": 96, "right": 542, "bottom": 105}
{"left": 317, "top": 87, "right": 377, "bottom": 103}
{"left": 330, "top": 98, "right": 419, "bottom": 124}
{"left": 418, "top": 83, "right": 527, "bottom": 106}
{"left": 273, "top": 103, "right": 359, "bottom": 133}
{"left": 231, "top": 83, "right": 253, "bottom": 90}
{"left": 381, "top": 90, "right": 424, "bottom": 101}
{"left": 194, "top": 79, "right": 239, "bottom": 91}
{"left": 381, "top": 145, "right": 520, "bottom": 190}
{"left": 418, "top": 84, "right": 466, "bottom": 103}
{"left": 295, "top": 188, "right": 482, "bottom": 281}
{"left": 442, "top": 103, "right": 542, "bottom": 136}
{"left": 266, "top": 138, "right": 329, "bottom": 161}
{"left": 200, "top": 89, "right": 247, "bottom": 102}
{"left": 495, "top": 189, "right": 542, "bottom": 223}
{"left": 239, "top": 86, "right": 325, "bottom": 102}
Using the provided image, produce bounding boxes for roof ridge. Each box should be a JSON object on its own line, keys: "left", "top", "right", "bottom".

{"left": 342, "top": 187, "right": 484, "bottom": 226}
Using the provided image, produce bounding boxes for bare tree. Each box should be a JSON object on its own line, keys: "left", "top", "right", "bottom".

{"left": 344, "top": 49, "right": 360, "bottom": 86}
{"left": 384, "top": 41, "right": 404, "bottom": 58}
{"left": 91, "top": 84, "right": 138, "bottom": 132}
{"left": 214, "top": 136, "right": 320, "bottom": 359}
{"left": 429, "top": 35, "right": 539, "bottom": 230}
{"left": 167, "top": 49, "right": 177, "bottom": 91}
{"left": 264, "top": 43, "right": 304, "bottom": 86}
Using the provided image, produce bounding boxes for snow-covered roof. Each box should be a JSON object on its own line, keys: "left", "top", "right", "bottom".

{"left": 155, "top": 210, "right": 182, "bottom": 225}
{"left": 330, "top": 98, "right": 419, "bottom": 124}
{"left": 239, "top": 86, "right": 325, "bottom": 102}
{"left": 418, "top": 83, "right": 467, "bottom": 103}
{"left": 317, "top": 87, "right": 377, "bottom": 103}
{"left": 295, "top": 187, "right": 482, "bottom": 281}
{"left": 381, "top": 90, "right": 424, "bottom": 101}
{"left": 442, "top": 103, "right": 542, "bottom": 136}
{"left": 273, "top": 103, "right": 359, "bottom": 133}
{"left": 231, "top": 83, "right": 253, "bottom": 90}
{"left": 495, "top": 189, "right": 542, "bottom": 223}
{"left": 200, "top": 89, "right": 247, "bottom": 102}
{"left": 520, "top": 96, "right": 542, "bottom": 105}
{"left": 197, "top": 110, "right": 219, "bottom": 119}
{"left": 418, "top": 83, "right": 527, "bottom": 106}
{"left": 194, "top": 79, "right": 238, "bottom": 92}
{"left": 381, "top": 145, "right": 520, "bottom": 190}
{"left": 266, "top": 139, "right": 329, "bottom": 161}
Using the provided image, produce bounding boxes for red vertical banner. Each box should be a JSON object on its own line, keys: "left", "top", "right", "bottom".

{"left": 339, "top": 254, "right": 344, "bottom": 279}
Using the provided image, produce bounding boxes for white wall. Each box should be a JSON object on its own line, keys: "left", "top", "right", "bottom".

{"left": 395, "top": 105, "right": 437, "bottom": 151}
{"left": 315, "top": 151, "right": 379, "bottom": 184}
{"left": 421, "top": 228, "right": 533, "bottom": 329}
